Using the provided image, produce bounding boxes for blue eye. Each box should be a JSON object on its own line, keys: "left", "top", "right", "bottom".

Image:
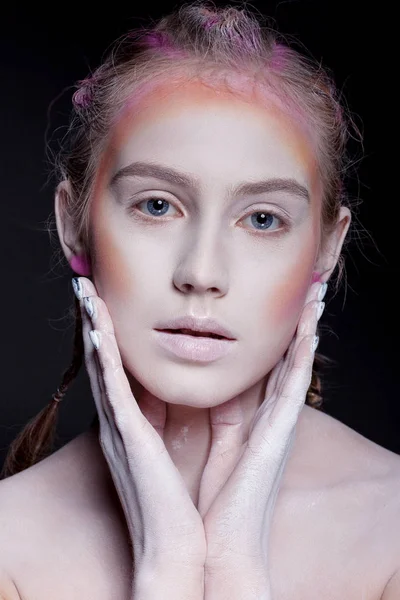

{"left": 243, "top": 211, "right": 282, "bottom": 231}
{"left": 137, "top": 198, "right": 174, "bottom": 217}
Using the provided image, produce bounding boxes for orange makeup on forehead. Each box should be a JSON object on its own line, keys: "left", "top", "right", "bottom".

{"left": 92, "top": 76, "right": 320, "bottom": 200}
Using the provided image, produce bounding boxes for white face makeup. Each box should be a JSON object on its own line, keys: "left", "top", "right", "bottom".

{"left": 89, "top": 80, "right": 322, "bottom": 410}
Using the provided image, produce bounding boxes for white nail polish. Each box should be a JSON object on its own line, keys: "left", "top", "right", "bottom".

{"left": 318, "top": 282, "right": 328, "bottom": 302}
{"left": 84, "top": 297, "right": 95, "bottom": 319}
{"left": 89, "top": 330, "right": 100, "bottom": 350}
{"left": 311, "top": 335, "right": 319, "bottom": 353}
{"left": 72, "top": 277, "right": 83, "bottom": 300}
{"left": 317, "top": 301, "right": 325, "bottom": 320}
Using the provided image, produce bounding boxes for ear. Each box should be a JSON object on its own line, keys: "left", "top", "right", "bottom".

{"left": 314, "top": 206, "right": 352, "bottom": 283}
{"left": 54, "top": 180, "right": 91, "bottom": 276}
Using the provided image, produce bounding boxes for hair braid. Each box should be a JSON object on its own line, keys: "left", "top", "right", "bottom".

{"left": 0, "top": 296, "right": 84, "bottom": 479}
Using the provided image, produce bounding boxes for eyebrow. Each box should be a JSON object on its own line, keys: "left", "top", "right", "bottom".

{"left": 110, "top": 160, "right": 310, "bottom": 203}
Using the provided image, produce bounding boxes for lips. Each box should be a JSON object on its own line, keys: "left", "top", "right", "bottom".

{"left": 161, "top": 328, "right": 226, "bottom": 340}
{"left": 155, "top": 315, "right": 236, "bottom": 340}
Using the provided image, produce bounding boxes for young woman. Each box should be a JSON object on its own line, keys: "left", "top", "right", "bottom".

{"left": 0, "top": 2, "right": 399, "bottom": 598}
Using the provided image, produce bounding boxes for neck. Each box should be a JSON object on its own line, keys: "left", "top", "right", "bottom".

{"left": 121, "top": 373, "right": 269, "bottom": 505}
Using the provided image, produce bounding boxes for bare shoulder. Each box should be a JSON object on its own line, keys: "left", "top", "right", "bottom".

{"left": 0, "top": 432, "right": 133, "bottom": 600}
{"left": 266, "top": 405, "right": 400, "bottom": 598}
{"left": 297, "top": 404, "right": 400, "bottom": 483}
{"left": 301, "top": 404, "right": 400, "bottom": 511}
{"left": 302, "top": 406, "right": 400, "bottom": 562}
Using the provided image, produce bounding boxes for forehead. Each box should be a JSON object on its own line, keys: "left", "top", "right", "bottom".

{"left": 106, "top": 78, "right": 320, "bottom": 194}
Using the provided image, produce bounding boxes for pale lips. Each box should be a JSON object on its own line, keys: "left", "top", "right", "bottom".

{"left": 160, "top": 328, "right": 227, "bottom": 340}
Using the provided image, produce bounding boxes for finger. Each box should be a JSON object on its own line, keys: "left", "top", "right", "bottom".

{"left": 306, "top": 280, "right": 326, "bottom": 305}
{"left": 73, "top": 287, "right": 117, "bottom": 441}
{"left": 137, "top": 393, "right": 167, "bottom": 441}
{"left": 273, "top": 288, "right": 324, "bottom": 401}
{"left": 264, "top": 281, "right": 323, "bottom": 400}
{"left": 74, "top": 276, "right": 99, "bottom": 299}
{"left": 228, "top": 334, "right": 315, "bottom": 498}
{"left": 73, "top": 276, "right": 123, "bottom": 436}
{"left": 279, "top": 280, "right": 323, "bottom": 373}
{"left": 245, "top": 331, "right": 317, "bottom": 487}
{"left": 198, "top": 398, "right": 247, "bottom": 517}
{"left": 266, "top": 333, "right": 317, "bottom": 440}
{"left": 80, "top": 293, "right": 165, "bottom": 457}
{"left": 80, "top": 300, "right": 113, "bottom": 433}
{"left": 296, "top": 281, "right": 326, "bottom": 340}
{"left": 264, "top": 346, "right": 291, "bottom": 400}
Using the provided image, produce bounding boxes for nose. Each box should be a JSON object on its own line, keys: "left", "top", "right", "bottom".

{"left": 172, "top": 228, "right": 229, "bottom": 297}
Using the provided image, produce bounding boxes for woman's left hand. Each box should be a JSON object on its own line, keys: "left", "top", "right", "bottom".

{"left": 198, "top": 280, "right": 326, "bottom": 597}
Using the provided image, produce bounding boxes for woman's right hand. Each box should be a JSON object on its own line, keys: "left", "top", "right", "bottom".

{"left": 72, "top": 277, "right": 207, "bottom": 577}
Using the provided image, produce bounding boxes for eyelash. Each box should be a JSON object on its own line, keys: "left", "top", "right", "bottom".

{"left": 128, "top": 196, "right": 291, "bottom": 234}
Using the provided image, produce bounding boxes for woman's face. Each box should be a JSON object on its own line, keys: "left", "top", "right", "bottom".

{"left": 89, "top": 80, "right": 322, "bottom": 407}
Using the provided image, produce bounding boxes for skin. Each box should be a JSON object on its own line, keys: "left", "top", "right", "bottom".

{"left": 55, "top": 78, "right": 350, "bottom": 506}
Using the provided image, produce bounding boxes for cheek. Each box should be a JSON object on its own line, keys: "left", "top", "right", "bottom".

{"left": 266, "top": 250, "right": 316, "bottom": 326}
{"left": 266, "top": 201, "right": 321, "bottom": 326}
{"left": 91, "top": 217, "right": 135, "bottom": 301}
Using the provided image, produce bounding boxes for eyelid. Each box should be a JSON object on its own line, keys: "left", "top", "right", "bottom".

{"left": 240, "top": 203, "right": 291, "bottom": 220}
{"left": 131, "top": 194, "right": 291, "bottom": 216}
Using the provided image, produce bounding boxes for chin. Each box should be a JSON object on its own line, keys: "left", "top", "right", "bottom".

{"left": 145, "top": 375, "right": 232, "bottom": 408}
{"left": 126, "top": 360, "right": 267, "bottom": 410}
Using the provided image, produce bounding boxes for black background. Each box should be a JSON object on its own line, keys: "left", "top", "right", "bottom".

{"left": 0, "top": 1, "right": 398, "bottom": 470}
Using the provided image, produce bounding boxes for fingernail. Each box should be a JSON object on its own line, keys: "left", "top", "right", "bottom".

{"left": 89, "top": 330, "right": 100, "bottom": 350}
{"left": 318, "top": 282, "right": 328, "bottom": 302}
{"left": 72, "top": 277, "right": 83, "bottom": 300}
{"left": 311, "top": 335, "right": 319, "bottom": 353}
{"left": 317, "top": 301, "right": 325, "bottom": 321}
{"left": 83, "top": 296, "right": 95, "bottom": 319}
